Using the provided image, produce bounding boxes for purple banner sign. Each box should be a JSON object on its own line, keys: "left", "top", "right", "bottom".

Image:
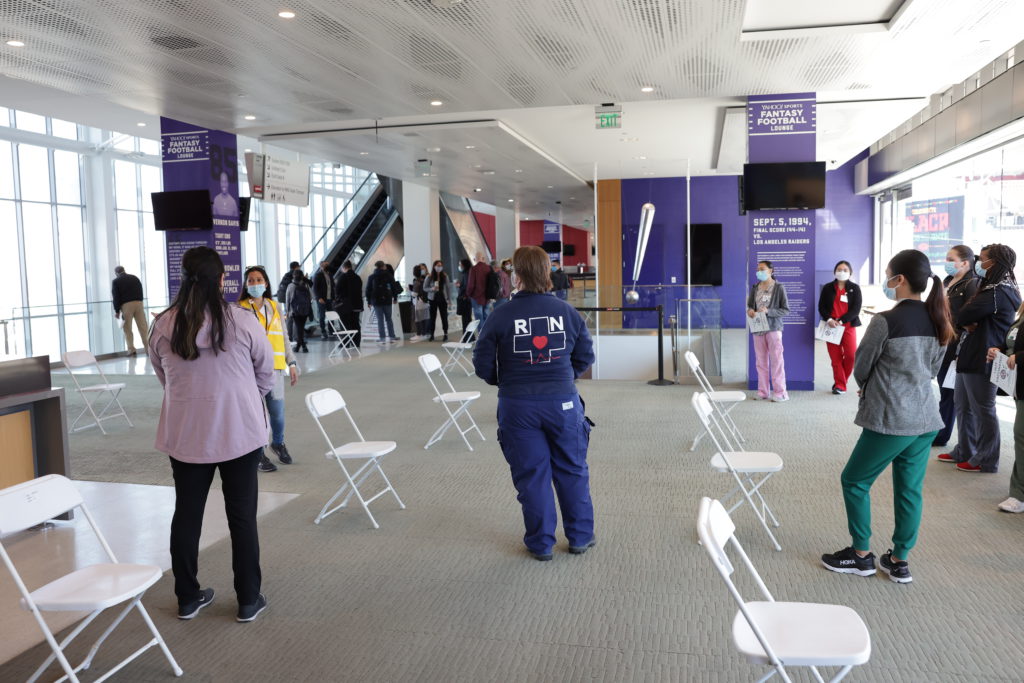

{"left": 544, "top": 220, "right": 562, "bottom": 261}
{"left": 160, "top": 117, "right": 241, "bottom": 302}
{"left": 747, "top": 93, "right": 817, "bottom": 391}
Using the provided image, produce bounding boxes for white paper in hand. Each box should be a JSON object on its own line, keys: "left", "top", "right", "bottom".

{"left": 942, "top": 365, "right": 956, "bottom": 390}
{"left": 815, "top": 321, "right": 845, "bottom": 345}
{"left": 990, "top": 353, "right": 1016, "bottom": 398}
{"left": 747, "top": 312, "right": 769, "bottom": 334}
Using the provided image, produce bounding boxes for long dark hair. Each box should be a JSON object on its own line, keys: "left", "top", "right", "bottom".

{"left": 978, "top": 243, "right": 1017, "bottom": 288}
{"left": 161, "top": 246, "right": 229, "bottom": 360}
{"left": 429, "top": 259, "right": 447, "bottom": 285}
{"left": 458, "top": 257, "right": 472, "bottom": 273}
{"left": 888, "top": 249, "right": 955, "bottom": 346}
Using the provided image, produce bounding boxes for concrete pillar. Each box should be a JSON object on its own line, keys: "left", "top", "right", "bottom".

{"left": 402, "top": 182, "right": 440, "bottom": 284}
{"left": 494, "top": 206, "right": 518, "bottom": 260}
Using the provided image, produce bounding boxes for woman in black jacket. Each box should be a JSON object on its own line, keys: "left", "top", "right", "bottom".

{"left": 817, "top": 261, "right": 862, "bottom": 395}
{"left": 933, "top": 245, "right": 980, "bottom": 446}
{"left": 986, "top": 300, "right": 1024, "bottom": 512}
{"left": 939, "top": 244, "right": 1021, "bottom": 472}
{"left": 455, "top": 257, "right": 473, "bottom": 333}
{"left": 425, "top": 260, "right": 450, "bottom": 342}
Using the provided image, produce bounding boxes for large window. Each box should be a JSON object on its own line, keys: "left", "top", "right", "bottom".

{"left": 881, "top": 137, "right": 1024, "bottom": 278}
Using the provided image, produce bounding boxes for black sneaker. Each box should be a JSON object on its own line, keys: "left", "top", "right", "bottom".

{"left": 236, "top": 593, "right": 268, "bottom": 623}
{"left": 270, "top": 443, "right": 292, "bottom": 465}
{"left": 568, "top": 537, "right": 597, "bottom": 555}
{"left": 821, "top": 546, "right": 876, "bottom": 576}
{"left": 879, "top": 550, "right": 913, "bottom": 584}
{"left": 442, "top": 334, "right": 449, "bottom": 342}
{"left": 528, "top": 549, "right": 553, "bottom": 561}
{"left": 832, "top": 387, "right": 845, "bottom": 395}
{"left": 257, "top": 452, "right": 277, "bottom": 472}
{"left": 178, "top": 587, "right": 215, "bottom": 620}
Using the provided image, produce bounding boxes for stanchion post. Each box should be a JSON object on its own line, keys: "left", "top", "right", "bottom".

{"left": 648, "top": 304, "right": 673, "bottom": 386}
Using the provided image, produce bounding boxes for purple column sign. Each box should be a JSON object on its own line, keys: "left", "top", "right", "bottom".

{"left": 746, "top": 93, "right": 817, "bottom": 392}
{"left": 543, "top": 220, "right": 561, "bottom": 262}
{"left": 160, "top": 117, "right": 242, "bottom": 302}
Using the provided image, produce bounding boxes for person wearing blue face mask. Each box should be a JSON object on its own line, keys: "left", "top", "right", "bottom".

{"left": 938, "top": 244, "right": 1021, "bottom": 473}
{"left": 238, "top": 265, "right": 300, "bottom": 472}
{"left": 932, "top": 245, "right": 979, "bottom": 447}
{"left": 817, "top": 260, "right": 863, "bottom": 395}
{"left": 746, "top": 260, "right": 790, "bottom": 401}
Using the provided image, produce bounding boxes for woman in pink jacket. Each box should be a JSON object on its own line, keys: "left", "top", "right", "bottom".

{"left": 149, "top": 246, "right": 275, "bottom": 623}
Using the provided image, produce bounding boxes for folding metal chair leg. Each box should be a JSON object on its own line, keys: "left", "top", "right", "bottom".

{"left": 375, "top": 465, "right": 405, "bottom": 508}
{"left": 134, "top": 601, "right": 184, "bottom": 677}
{"left": 81, "top": 599, "right": 137, "bottom": 671}
{"left": 27, "top": 609, "right": 101, "bottom": 683}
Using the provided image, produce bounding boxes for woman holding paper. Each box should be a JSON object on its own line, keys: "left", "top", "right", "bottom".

{"left": 938, "top": 244, "right": 1020, "bottom": 473}
{"left": 933, "top": 246, "right": 979, "bottom": 447}
{"left": 820, "top": 249, "right": 954, "bottom": 584}
{"left": 986, "top": 301, "right": 1024, "bottom": 512}
{"left": 817, "top": 261, "right": 863, "bottom": 395}
{"left": 747, "top": 260, "right": 790, "bottom": 402}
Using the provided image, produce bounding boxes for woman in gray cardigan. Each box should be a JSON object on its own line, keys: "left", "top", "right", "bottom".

{"left": 746, "top": 260, "right": 790, "bottom": 401}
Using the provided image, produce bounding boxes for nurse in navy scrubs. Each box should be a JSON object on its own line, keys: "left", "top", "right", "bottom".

{"left": 473, "top": 245, "right": 596, "bottom": 561}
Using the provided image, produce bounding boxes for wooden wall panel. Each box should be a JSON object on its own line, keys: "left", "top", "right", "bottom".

{"left": 596, "top": 179, "right": 622, "bottom": 329}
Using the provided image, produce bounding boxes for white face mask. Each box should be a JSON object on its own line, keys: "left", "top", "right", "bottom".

{"left": 835, "top": 271, "right": 850, "bottom": 282}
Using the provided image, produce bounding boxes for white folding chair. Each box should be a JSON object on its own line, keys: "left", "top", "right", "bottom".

{"left": 62, "top": 350, "right": 133, "bottom": 435}
{"left": 324, "top": 311, "right": 361, "bottom": 359}
{"left": 697, "top": 497, "right": 871, "bottom": 682}
{"left": 684, "top": 350, "right": 745, "bottom": 450}
{"left": 306, "top": 388, "right": 405, "bottom": 529}
{"left": 0, "top": 475, "right": 183, "bottom": 683}
{"left": 692, "top": 392, "right": 783, "bottom": 551}
{"left": 418, "top": 353, "right": 485, "bottom": 451}
{"left": 441, "top": 319, "right": 480, "bottom": 376}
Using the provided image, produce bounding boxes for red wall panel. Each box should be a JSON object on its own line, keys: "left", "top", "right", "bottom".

{"left": 472, "top": 212, "right": 496, "bottom": 257}
{"left": 518, "top": 220, "right": 589, "bottom": 267}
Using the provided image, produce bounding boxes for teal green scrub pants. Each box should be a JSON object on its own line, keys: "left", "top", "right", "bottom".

{"left": 840, "top": 429, "right": 937, "bottom": 559}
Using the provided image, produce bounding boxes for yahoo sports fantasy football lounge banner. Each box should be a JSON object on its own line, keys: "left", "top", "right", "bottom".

{"left": 746, "top": 93, "right": 817, "bottom": 391}
{"left": 160, "top": 117, "right": 242, "bottom": 301}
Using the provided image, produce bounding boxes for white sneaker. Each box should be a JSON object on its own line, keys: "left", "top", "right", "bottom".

{"left": 771, "top": 394, "right": 790, "bottom": 402}
{"left": 997, "top": 497, "right": 1024, "bottom": 513}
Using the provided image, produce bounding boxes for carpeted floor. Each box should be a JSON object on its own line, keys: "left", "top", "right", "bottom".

{"left": 5, "top": 342, "right": 1024, "bottom": 681}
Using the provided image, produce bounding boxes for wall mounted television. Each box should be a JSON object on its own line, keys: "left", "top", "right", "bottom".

{"left": 689, "top": 223, "right": 723, "bottom": 287}
{"left": 742, "top": 161, "right": 826, "bottom": 210}
{"left": 541, "top": 240, "right": 562, "bottom": 253}
{"left": 151, "top": 190, "right": 213, "bottom": 230}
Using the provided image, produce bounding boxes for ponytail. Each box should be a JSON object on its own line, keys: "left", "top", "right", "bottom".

{"left": 926, "top": 274, "right": 955, "bottom": 346}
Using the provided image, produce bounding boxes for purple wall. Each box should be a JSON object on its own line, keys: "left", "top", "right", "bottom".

{"left": 816, "top": 150, "right": 874, "bottom": 290}
{"left": 620, "top": 157, "right": 873, "bottom": 332}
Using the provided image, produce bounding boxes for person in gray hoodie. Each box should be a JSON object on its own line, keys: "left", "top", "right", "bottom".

{"left": 821, "top": 249, "right": 955, "bottom": 585}
{"left": 746, "top": 260, "right": 790, "bottom": 401}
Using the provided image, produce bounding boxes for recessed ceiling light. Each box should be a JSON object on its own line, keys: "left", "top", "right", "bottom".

{"left": 474, "top": 188, "right": 482, "bottom": 192}
{"left": 430, "top": 100, "right": 443, "bottom": 106}
{"left": 6, "top": 40, "right": 25, "bottom": 47}
{"left": 637, "top": 155, "right": 647, "bottom": 160}
{"left": 546, "top": 185, "right": 554, "bottom": 189}
{"left": 244, "top": 148, "right": 252, "bottom": 153}
{"left": 465, "top": 145, "right": 476, "bottom": 149}
{"left": 507, "top": 198, "right": 514, "bottom": 202}
{"left": 482, "top": 170, "right": 495, "bottom": 175}
{"left": 136, "top": 122, "right": 146, "bottom": 127}
{"left": 278, "top": 10, "right": 296, "bottom": 19}
{"left": 570, "top": 197, "right": 576, "bottom": 200}
{"left": 359, "top": 151, "right": 369, "bottom": 156}
{"left": 514, "top": 169, "right": 522, "bottom": 173}
{"left": 426, "top": 147, "right": 441, "bottom": 152}
{"left": 244, "top": 114, "right": 256, "bottom": 120}
{"left": 640, "top": 86, "right": 655, "bottom": 93}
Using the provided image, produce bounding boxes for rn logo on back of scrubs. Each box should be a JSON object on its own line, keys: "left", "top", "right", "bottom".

{"left": 513, "top": 316, "right": 566, "bottom": 364}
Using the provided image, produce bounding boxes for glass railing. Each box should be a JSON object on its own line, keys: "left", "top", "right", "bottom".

{"left": 2, "top": 299, "right": 170, "bottom": 363}
{"left": 299, "top": 171, "right": 378, "bottom": 270}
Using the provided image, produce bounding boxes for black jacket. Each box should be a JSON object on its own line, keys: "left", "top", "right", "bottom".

{"left": 334, "top": 269, "right": 363, "bottom": 312}
{"left": 313, "top": 268, "right": 334, "bottom": 302}
{"left": 817, "top": 280, "right": 862, "bottom": 327}
{"left": 551, "top": 269, "right": 570, "bottom": 292}
{"left": 955, "top": 279, "right": 1022, "bottom": 375}
{"left": 365, "top": 269, "right": 397, "bottom": 306}
{"left": 1003, "top": 315, "right": 1024, "bottom": 399}
{"left": 111, "top": 273, "right": 143, "bottom": 313}
{"left": 938, "top": 273, "right": 980, "bottom": 375}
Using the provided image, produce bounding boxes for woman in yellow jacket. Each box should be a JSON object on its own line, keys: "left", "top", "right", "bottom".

{"left": 238, "top": 265, "right": 299, "bottom": 473}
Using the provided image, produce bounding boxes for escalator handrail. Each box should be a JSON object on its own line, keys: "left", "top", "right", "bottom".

{"left": 346, "top": 200, "right": 394, "bottom": 269}
{"left": 299, "top": 172, "right": 379, "bottom": 270}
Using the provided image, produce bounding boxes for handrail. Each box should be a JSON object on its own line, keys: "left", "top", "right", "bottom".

{"left": 299, "top": 172, "right": 378, "bottom": 270}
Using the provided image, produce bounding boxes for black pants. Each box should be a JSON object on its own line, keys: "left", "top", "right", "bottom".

{"left": 935, "top": 354, "right": 956, "bottom": 445}
{"left": 291, "top": 313, "right": 308, "bottom": 347}
{"left": 430, "top": 297, "right": 449, "bottom": 338}
{"left": 337, "top": 306, "right": 362, "bottom": 347}
{"left": 170, "top": 448, "right": 262, "bottom": 606}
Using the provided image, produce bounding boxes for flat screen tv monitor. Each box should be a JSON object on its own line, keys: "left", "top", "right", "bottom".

{"left": 563, "top": 244, "right": 576, "bottom": 256}
{"left": 689, "top": 223, "right": 722, "bottom": 287}
{"left": 239, "top": 197, "right": 251, "bottom": 231}
{"left": 151, "top": 190, "right": 213, "bottom": 230}
{"left": 742, "top": 161, "right": 825, "bottom": 210}
{"left": 541, "top": 240, "right": 561, "bottom": 253}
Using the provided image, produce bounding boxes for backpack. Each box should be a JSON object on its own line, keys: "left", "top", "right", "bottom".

{"left": 372, "top": 273, "right": 394, "bottom": 304}
{"left": 485, "top": 269, "right": 500, "bottom": 300}
{"left": 289, "top": 282, "right": 312, "bottom": 317}
{"left": 390, "top": 279, "right": 403, "bottom": 298}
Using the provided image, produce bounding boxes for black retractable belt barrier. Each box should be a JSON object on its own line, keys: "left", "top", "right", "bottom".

{"left": 575, "top": 305, "right": 674, "bottom": 386}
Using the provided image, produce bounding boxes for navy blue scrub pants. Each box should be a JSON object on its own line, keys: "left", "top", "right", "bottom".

{"left": 497, "top": 394, "right": 594, "bottom": 554}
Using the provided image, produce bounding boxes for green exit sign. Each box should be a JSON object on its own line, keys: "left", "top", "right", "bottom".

{"left": 596, "top": 112, "right": 621, "bottom": 129}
